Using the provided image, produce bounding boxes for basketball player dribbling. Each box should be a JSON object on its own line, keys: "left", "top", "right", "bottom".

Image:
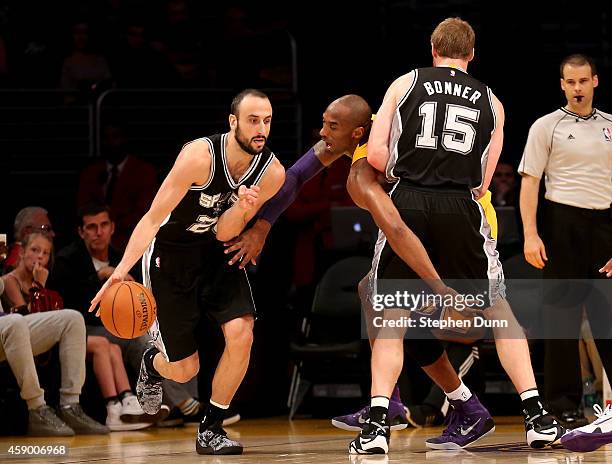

{"left": 89, "top": 89, "right": 285, "bottom": 455}
{"left": 348, "top": 18, "right": 565, "bottom": 454}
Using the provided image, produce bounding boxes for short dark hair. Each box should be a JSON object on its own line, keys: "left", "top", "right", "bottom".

{"left": 78, "top": 202, "right": 113, "bottom": 227}
{"left": 230, "top": 89, "right": 269, "bottom": 117}
{"left": 560, "top": 54, "right": 597, "bottom": 78}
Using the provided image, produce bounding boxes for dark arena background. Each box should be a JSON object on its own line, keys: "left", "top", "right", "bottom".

{"left": 1, "top": 0, "right": 611, "bottom": 462}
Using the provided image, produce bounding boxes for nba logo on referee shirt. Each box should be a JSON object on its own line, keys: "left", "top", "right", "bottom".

{"left": 155, "top": 257, "right": 161, "bottom": 268}
{"left": 604, "top": 127, "right": 612, "bottom": 142}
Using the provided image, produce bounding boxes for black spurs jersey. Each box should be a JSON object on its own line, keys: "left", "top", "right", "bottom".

{"left": 156, "top": 133, "right": 276, "bottom": 244}
{"left": 388, "top": 67, "right": 496, "bottom": 190}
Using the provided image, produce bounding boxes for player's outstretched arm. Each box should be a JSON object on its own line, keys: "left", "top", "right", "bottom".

{"left": 216, "top": 159, "right": 285, "bottom": 242}
{"left": 89, "top": 141, "right": 211, "bottom": 313}
{"left": 224, "top": 141, "right": 332, "bottom": 267}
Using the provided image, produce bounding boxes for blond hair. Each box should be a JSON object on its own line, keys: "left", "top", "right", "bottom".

{"left": 431, "top": 18, "right": 475, "bottom": 59}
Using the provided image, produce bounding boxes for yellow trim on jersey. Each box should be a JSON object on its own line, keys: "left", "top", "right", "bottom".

{"left": 477, "top": 190, "right": 497, "bottom": 240}
{"left": 352, "top": 143, "right": 368, "bottom": 164}
{"left": 351, "top": 114, "right": 376, "bottom": 164}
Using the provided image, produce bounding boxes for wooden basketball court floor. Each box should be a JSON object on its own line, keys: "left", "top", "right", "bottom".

{"left": 1, "top": 417, "right": 609, "bottom": 463}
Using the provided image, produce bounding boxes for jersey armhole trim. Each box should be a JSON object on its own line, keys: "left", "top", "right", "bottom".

{"left": 487, "top": 87, "right": 497, "bottom": 129}
{"left": 396, "top": 69, "right": 419, "bottom": 108}
{"left": 252, "top": 153, "right": 276, "bottom": 186}
{"left": 189, "top": 137, "right": 215, "bottom": 191}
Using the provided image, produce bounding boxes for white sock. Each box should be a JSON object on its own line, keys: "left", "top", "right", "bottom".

{"left": 371, "top": 396, "right": 390, "bottom": 409}
{"left": 519, "top": 389, "right": 540, "bottom": 401}
{"left": 446, "top": 381, "right": 472, "bottom": 402}
{"left": 210, "top": 399, "right": 230, "bottom": 410}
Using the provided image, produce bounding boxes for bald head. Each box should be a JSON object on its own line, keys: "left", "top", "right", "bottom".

{"left": 320, "top": 94, "right": 373, "bottom": 157}
{"left": 329, "top": 94, "right": 372, "bottom": 128}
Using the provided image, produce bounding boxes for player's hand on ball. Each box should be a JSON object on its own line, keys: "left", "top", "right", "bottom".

{"left": 600, "top": 258, "right": 612, "bottom": 278}
{"left": 89, "top": 269, "right": 127, "bottom": 316}
{"left": 524, "top": 233, "right": 548, "bottom": 269}
{"left": 237, "top": 185, "right": 259, "bottom": 211}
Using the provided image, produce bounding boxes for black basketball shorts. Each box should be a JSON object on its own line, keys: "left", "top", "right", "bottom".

{"left": 142, "top": 239, "right": 256, "bottom": 362}
{"left": 371, "top": 183, "right": 504, "bottom": 299}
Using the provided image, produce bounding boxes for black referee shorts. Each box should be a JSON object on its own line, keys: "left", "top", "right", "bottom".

{"left": 142, "top": 239, "right": 256, "bottom": 362}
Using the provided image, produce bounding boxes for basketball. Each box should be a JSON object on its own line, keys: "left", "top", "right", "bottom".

{"left": 99, "top": 281, "right": 157, "bottom": 339}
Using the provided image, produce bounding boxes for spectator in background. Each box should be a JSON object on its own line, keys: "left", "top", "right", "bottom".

{"left": 214, "top": 7, "right": 292, "bottom": 89}
{"left": 43, "top": 206, "right": 162, "bottom": 430}
{"left": 490, "top": 162, "right": 518, "bottom": 207}
{"left": 151, "top": 0, "right": 200, "bottom": 56}
{"left": 111, "top": 20, "right": 176, "bottom": 88}
{"left": 0, "top": 233, "right": 108, "bottom": 436}
{"left": 2, "top": 206, "right": 54, "bottom": 273}
{"left": 77, "top": 123, "right": 157, "bottom": 250}
{"left": 49, "top": 203, "right": 205, "bottom": 426}
{"left": 60, "top": 22, "right": 112, "bottom": 95}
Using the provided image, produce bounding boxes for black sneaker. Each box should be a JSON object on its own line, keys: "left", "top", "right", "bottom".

{"left": 525, "top": 409, "right": 565, "bottom": 448}
{"left": 136, "top": 345, "right": 164, "bottom": 415}
{"left": 348, "top": 420, "right": 390, "bottom": 454}
{"left": 406, "top": 404, "right": 444, "bottom": 428}
{"left": 196, "top": 425, "right": 243, "bottom": 455}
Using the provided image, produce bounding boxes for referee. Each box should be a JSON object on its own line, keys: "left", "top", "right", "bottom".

{"left": 519, "top": 54, "right": 612, "bottom": 428}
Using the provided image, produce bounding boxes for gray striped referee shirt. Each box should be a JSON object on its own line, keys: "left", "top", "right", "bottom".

{"left": 518, "top": 107, "right": 612, "bottom": 210}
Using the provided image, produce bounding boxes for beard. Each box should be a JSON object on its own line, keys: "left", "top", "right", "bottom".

{"left": 235, "top": 124, "right": 266, "bottom": 156}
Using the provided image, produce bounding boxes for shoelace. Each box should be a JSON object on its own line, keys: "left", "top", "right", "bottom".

{"left": 593, "top": 404, "right": 612, "bottom": 421}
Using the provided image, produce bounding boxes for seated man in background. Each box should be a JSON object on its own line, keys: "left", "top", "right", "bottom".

{"left": 0, "top": 234, "right": 108, "bottom": 436}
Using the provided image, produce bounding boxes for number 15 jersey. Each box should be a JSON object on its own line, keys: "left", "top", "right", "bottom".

{"left": 388, "top": 66, "right": 496, "bottom": 190}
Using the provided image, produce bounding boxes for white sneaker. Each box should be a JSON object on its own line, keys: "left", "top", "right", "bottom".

{"left": 561, "top": 404, "right": 612, "bottom": 452}
{"left": 120, "top": 394, "right": 145, "bottom": 420}
{"left": 106, "top": 401, "right": 152, "bottom": 432}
